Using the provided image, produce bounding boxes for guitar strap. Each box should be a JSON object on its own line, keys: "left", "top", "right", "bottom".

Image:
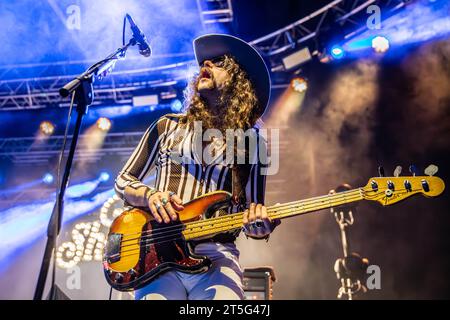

{"left": 231, "top": 134, "right": 253, "bottom": 209}
{"left": 231, "top": 163, "right": 251, "bottom": 209}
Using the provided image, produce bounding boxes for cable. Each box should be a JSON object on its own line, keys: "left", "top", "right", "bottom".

{"left": 56, "top": 91, "right": 76, "bottom": 193}
{"left": 48, "top": 90, "right": 76, "bottom": 299}
{"left": 122, "top": 15, "right": 127, "bottom": 46}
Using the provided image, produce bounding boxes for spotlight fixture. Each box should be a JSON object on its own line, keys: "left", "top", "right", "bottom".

{"left": 132, "top": 94, "right": 159, "bottom": 107}
{"left": 330, "top": 45, "right": 345, "bottom": 59}
{"left": 282, "top": 47, "right": 312, "bottom": 70}
{"left": 39, "top": 121, "right": 55, "bottom": 136}
{"left": 291, "top": 77, "right": 308, "bottom": 93}
{"left": 170, "top": 99, "right": 183, "bottom": 112}
{"left": 43, "top": 173, "right": 54, "bottom": 184}
{"left": 99, "top": 172, "right": 110, "bottom": 182}
{"left": 372, "top": 36, "right": 390, "bottom": 53}
{"left": 96, "top": 117, "right": 111, "bottom": 131}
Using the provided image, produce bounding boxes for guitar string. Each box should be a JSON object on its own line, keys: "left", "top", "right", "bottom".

{"left": 113, "top": 187, "right": 419, "bottom": 259}
{"left": 115, "top": 187, "right": 365, "bottom": 242}
{"left": 117, "top": 188, "right": 375, "bottom": 249}
{"left": 116, "top": 188, "right": 365, "bottom": 247}
{"left": 113, "top": 189, "right": 420, "bottom": 258}
{"left": 110, "top": 178, "right": 429, "bottom": 241}
{"left": 114, "top": 191, "right": 367, "bottom": 255}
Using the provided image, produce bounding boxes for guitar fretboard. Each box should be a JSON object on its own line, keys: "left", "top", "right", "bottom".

{"left": 182, "top": 188, "right": 364, "bottom": 240}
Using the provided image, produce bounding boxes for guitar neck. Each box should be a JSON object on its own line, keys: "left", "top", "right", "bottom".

{"left": 182, "top": 188, "right": 364, "bottom": 240}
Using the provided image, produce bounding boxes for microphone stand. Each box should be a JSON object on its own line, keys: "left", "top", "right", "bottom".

{"left": 33, "top": 38, "right": 137, "bottom": 300}
{"left": 330, "top": 184, "right": 369, "bottom": 300}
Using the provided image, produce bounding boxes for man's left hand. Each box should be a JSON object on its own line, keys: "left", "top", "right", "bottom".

{"left": 242, "top": 203, "right": 276, "bottom": 239}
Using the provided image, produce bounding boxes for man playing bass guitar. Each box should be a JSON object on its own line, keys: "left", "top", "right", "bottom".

{"left": 114, "top": 34, "right": 280, "bottom": 300}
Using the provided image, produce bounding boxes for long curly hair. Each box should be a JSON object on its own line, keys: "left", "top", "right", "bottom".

{"left": 181, "top": 55, "right": 260, "bottom": 132}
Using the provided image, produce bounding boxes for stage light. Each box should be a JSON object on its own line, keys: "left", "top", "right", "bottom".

{"left": 99, "top": 172, "right": 110, "bottom": 182}
{"left": 96, "top": 117, "right": 111, "bottom": 131}
{"left": 43, "top": 173, "right": 54, "bottom": 184}
{"left": 56, "top": 221, "right": 107, "bottom": 268}
{"left": 282, "top": 47, "right": 312, "bottom": 70}
{"left": 132, "top": 94, "right": 159, "bottom": 107}
{"left": 170, "top": 99, "right": 183, "bottom": 112}
{"left": 100, "top": 195, "right": 125, "bottom": 228}
{"left": 291, "top": 77, "right": 308, "bottom": 93}
{"left": 371, "top": 36, "right": 390, "bottom": 53}
{"left": 330, "top": 45, "right": 345, "bottom": 59}
{"left": 39, "top": 121, "right": 55, "bottom": 136}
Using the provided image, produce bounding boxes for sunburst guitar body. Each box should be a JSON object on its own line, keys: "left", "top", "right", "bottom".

{"left": 103, "top": 191, "right": 232, "bottom": 291}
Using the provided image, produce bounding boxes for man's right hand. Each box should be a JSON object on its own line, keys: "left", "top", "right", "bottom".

{"left": 147, "top": 191, "right": 184, "bottom": 224}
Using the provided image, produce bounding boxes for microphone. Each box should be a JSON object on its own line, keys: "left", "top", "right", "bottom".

{"left": 125, "top": 14, "right": 151, "bottom": 57}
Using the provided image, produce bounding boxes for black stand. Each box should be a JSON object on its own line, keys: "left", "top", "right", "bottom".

{"left": 330, "top": 183, "right": 369, "bottom": 300}
{"left": 33, "top": 40, "right": 135, "bottom": 300}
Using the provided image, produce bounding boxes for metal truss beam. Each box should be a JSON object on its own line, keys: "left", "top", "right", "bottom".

{"left": 250, "top": 0, "right": 409, "bottom": 57}
{"left": 0, "top": 60, "right": 194, "bottom": 111}
{"left": 0, "top": 132, "right": 145, "bottom": 165}
{"left": 196, "top": 0, "right": 234, "bottom": 26}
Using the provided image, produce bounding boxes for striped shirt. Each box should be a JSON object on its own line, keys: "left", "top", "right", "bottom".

{"left": 114, "top": 114, "right": 267, "bottom": 230}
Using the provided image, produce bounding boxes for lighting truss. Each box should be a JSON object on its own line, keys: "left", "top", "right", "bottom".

{"left": 0, "top": 59, "right": 194, "bottom": 111}
{"left": 0, "top": 132, "right": 145, "bottom": 165}
{"left": 250, "top": 0, "right": 410, "bottom": 60}
{"left": 196, "top": 0, "right": 234, "bottom": 26}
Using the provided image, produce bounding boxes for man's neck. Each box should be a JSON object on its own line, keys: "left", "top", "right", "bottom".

{"left": 201, "top": 91, "right": 221, "bottom": 116}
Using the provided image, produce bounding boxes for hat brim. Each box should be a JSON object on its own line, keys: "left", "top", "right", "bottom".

{"left": 193, "top": 34, "right": 271, "bottom": 119}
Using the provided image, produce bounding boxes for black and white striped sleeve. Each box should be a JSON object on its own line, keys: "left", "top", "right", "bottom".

{"left": 114, "top": 117, "right": 165, "bottom": 199}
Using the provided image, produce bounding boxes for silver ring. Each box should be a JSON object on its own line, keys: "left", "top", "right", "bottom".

{"left": 252, "top": 219, "right": 264, "bottom": 228}
{"left": 155, "top": 202, "right": 162, "bottom": 210}
{"left": 168, "top": 191, "right": 175, "bottom": 197}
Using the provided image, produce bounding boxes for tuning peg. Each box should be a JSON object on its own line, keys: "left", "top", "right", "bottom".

{"left": 409, "top": 165, "right": 418, "bottom": 177}
{"left": 393, "top": 166, "right": 402, "bottom": 177}
{"left": 378, "top": 166, "right": 385, "bottom": 177}
{"left": 424, "top": 164, "right": 438, "bottom": 176}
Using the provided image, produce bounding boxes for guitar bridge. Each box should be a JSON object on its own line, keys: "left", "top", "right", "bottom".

{"left": 105, "top": 233, "right": 122, "bottom": 264}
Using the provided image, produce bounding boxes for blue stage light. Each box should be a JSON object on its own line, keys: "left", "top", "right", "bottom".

{"left": 99, "top": 172, "right": 110, "bottom": 182}
{"left": 43, "top": 173, "right": 54, "bottom": 184}
{"left": 170, "top": 99, "right": 183, "bottom": 112}
{"left": 330, "top": 46, "right": 345, "bottom": 59}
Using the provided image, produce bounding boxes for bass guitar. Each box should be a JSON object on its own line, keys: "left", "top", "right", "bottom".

{"left": 103, "top": 173, "right": 445, "bottom": 291}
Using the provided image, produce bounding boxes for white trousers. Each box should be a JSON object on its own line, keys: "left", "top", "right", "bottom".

{"left": 135, "top": 242, "right": 244, "bottom": 300}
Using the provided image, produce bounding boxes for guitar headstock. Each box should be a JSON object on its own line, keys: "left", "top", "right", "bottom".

{"left": 362, "top": 175, "right": 445, "bottom": 206}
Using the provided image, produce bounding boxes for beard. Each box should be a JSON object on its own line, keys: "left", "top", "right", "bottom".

{"left": 197, "top": 77, "right": 229, "bottom": 117}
